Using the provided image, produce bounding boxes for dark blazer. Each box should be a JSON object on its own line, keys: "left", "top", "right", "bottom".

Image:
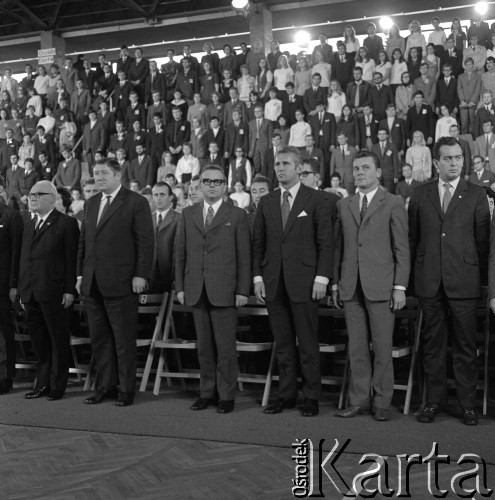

{"left": 146, "top": 127, "right": 166, "bottom": 167}
{"left": 252, "top": 184, "right": 333, "bottom": 303}
{"left": 331, "top": 56, "right": 354, "bottom": 91}
{"left": 282, "top": 94, "right": 304, "bottom": 126}
{"left": 223, "top": 99, "right": 248, "bottom": 125}
{"left": 116, "top": 56, "right": 135, "bottom": 77}
{"left": 263, "top": 148, "right": 279, "bottom": 188}
{"left": 165, "top": 119, "right": 191, "bottom": 150}
{"left": 13, "top": 169, "right": 42, "bottom": 203}
{"left": 370, "top": 142, "right": 400, "bottom": 181}
{"left": 145, "top": 72, "right": 166, "bottom": 105}
{"left": 78, "top": 69, "right": 96, "bottom": 94}
{"left": 358, "top": 114, "right": 380, "bottom": 148}
{"left": 77, "top": 187, "right": 154, "bottom": 297}
{"left": 127, "top": 130, "right": 148, "bottom": 160}
{"left": 363, "top": 35, "right": 384, "bottom": 63}
{"left": 128, "top": 58, "right": 150, "bottom": 87}
{"left": 18, "top": 209, "right": 79, "bottom": 303}
{"left": 175, "top": 69, "right": 200, "bottom": 101}
{"left": 129, "top": 155, "right": 154, "bottom": 188}
{"left": 405, "top": 104, "right": 436, "bottom": 142}
{"left": 112, "top": 80, "right": 133, "bottom": 117}
{"left": 175, "top": 201, "right": 251, "bottom": 307}
{"left": 345, "top": 81, "right": 372, "bottom": 110}
{"left": 124, "top": 103, "right": 146, "bottom": 132}
{"left": 39, "top": 161, "right": 57, "bottom": 182}
{"left": 152, "top": 209, "right": 179, "bottom": 292}
{"left": 204, "top": 127, "right": 226, "bottom": 152}
{"left": 467, "top": 21, "right": 491, "bottom": 48}
{"left": 0, "top": 204, "right": 23, "bottom": 294}
{"left": 395, "top": 179, "right": 421, "bottom": 200}
{"left": 440, "top": 48, "right": 463, "bottom": 78}
{"left": 303, "top": 86, "right": 328, "bottom": 116}
{"left": 459, "top": 138, "right": 472, "bottom": 177}
{"left": 224, "top": 121, "right": 249, "bottom": 157}
{"left": 370, "top": 85, "right": 394, "bottom": 120}
{"left": 473, "top": 106, "right": 495, "bottom": 138}
{"left": 82, "top": 121, "right": 107, "bottom": 154}
{"left": 248, "top": 118, "right": 273, "bottom": 155}
{"left": 378, "top": 117, "right": 406, "bottom": 152}
{"left": 435, "top": 77, "right": 459, "bottom": 111}
{"left": 5, "top": 166, "right": 23, "bottom": 199}
{"left": 0, "top": 140, "right": 20, "bottom": 169}
{"left": 309, "top": 112, "right": 337, "bottom": 153}
{"left": 333, "top": 187, "right": 410, "bottom": 301}
{"left": 468, "top": 168, "right": 495, "bottom": 186}
{"left": 409, "top": 179, "right": 490, "bottom": 298}
{"left": 33, "top": 136, "right": 56, "bottom": 164}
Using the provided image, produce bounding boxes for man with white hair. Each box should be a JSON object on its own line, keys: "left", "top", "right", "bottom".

{"left": 18, "top": 180, "right": 79, "bottom": 401}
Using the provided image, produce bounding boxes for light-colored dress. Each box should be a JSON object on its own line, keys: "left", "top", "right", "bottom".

{"left": 237, "top": 75, "right": 255, "bottom": 102}
{"left": 395, "top": 85, "right": 413, "bottom": 119}
{"left": 390, "top": 61, "right": 408, "bottom": 85}
{"left": 405, "top": 145, "right": 432, "bottom": 181}
{"left": 274, "top": 68, "right": 294, "bottom": 91}
{"left": 294, "top": 69, "right": 312, "bottom": 96}
{"left": 327, "top": 92, "right": 346, "bottom": 121}
{"left": 355, "top": 59, "right": 376, "bottom": 83}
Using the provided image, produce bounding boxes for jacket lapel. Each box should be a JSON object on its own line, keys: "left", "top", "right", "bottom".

{"left": 31, "top": 209, "right": 58, "bottom": 245}
{"left": 283, "top": 185, "right": 310, "bottom": 236}
{"left": 426, "top": 182, "right": 444, "bottom": 219}
{"left": 348, "top": 193, "right": 361, "bottom": 225}
{"left": 267, "top": 190, "right": 283, "bottom": 238}
{"left": 445, "top": 178, "right": 468, "bottom": 216}
{"left": 159, "top": 209, "right": 176, "bottom": 231}
{"left": 207, "top": 202, "right": 229, "bottom": 233}
{"left": 96, "top": 188, "right": 126, "bottom": 232}
{"left": 361, "top": 187, "right": 384, "bottom": 224}
{"left": 191, "top": 202, "right": 205, "bottom": 233}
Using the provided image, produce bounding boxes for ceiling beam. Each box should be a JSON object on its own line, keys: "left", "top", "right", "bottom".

{"left": 113, "top": 0, "right": 149, "bottom": 19}
{"left": 50, "top": 0, "right": 64, "bottom": 30}
{"left": 148, "top": 0, "right": 160, "bottom": 18}
{"left": 9, "top": 0, "right": 49, "bottom": 31}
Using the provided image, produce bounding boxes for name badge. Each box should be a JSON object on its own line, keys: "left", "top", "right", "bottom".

{"left": 46, "top": 168, "right": 51, "bottom": 172}
{"left": 422, "top": 109, "right": 427, "bottom": 114}
{"left": 136, "top": 135, "right": 141, "bottom": 140}
{"left": 319, "top": 130, "right": 323, "bottom": 136}
{"left": 189, "top": 79, "right": 194, "bottom": 84}
{"left": 217, "top": 105, "right": 222, "bottom": 109}
{"left": 119, "top": 95, "right": 123, "bottom": 99}
{"left": 345, "top": 150, "right": 350, "bottom": 156}
{"left": 395, "top": 123, "right": 399, "bottom": 127}
{"left": 135, "top": 110, "right": 139, "bottom": 115}
{"left": 386, "top": 150, "right": 392, "bottom": 156}
{"left": 61, "top": 115, "right": 64, "bottom": 120}
{"left": 208, "top": 76, "right": 212, "bottom": 80}
{"left": 239, "top": 129, "right": 244, "bottom": 135}
{"left": 181, "top": 125, "right": 185, "bottom": 131}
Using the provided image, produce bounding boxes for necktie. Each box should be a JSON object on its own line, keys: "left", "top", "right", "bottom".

{"left": 98, "top": 195, "right": 112, "bottom": 225}
{"left": 381, "top": 143, "right": 385, "bottom": 154}
{"left": 158, "top": 213, "right": 162, "bottom": 226}
{"left": 320, "top": 113, "right": 323, "bottom": 124}
{"left": 486, "top": 135, "right": 490, "bottom": 156}
{"left": 354, "top": 84, "right": 360, "bottom": 108}
{"left": 174, "top": 121, "right": 178, "bottom": 143}
{"left": 35, "top": 215, "right": 42, "bottom": 232}
{"left": 281, "top": 191, "right": 291, "bottom": 229}
{"left": 341, "top": 146, "right": 345, "bottom": 157}
{"left": 341, "top": 56, "right": 344, "bottom": 62}
{"left": 360, "top": 194, "right": 368, "bottom": 221}
{"left": 256, "top": 119, "right": 261, "bottom": 139}
{"left": 443, "top": 183, "right": 452, "bottom": 214}
{"left": 204, "top": 205, "right": 214, "bottom": 230}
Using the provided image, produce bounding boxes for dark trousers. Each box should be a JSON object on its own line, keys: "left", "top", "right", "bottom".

{"left": 192, "top": 287, "right": 238, "bottom": 401}
{"left": 24, "top": 298, "right": 71, "bottom": 391}
{"left": 343, "top": 278, "right": 395, "bottom": 409}
{"left": 84, "top": 279, "right": 138, "bottom": 393}
{"left": 419, "top": 286, "right": 478, "bottom": 408}
{"left": 0, "top": 295, "right": 15, "bottom": 380}
{"left": 266, "top": 274, "right": 321, "bottom": 400}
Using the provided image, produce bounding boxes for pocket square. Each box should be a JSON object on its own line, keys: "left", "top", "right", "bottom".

{"left": 225, "top": 222, "right": 231, "bottom": 226}
{"left": 298, "top": 211, "right": 308, "bottom": 217}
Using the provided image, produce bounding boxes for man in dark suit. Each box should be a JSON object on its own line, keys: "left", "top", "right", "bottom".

{"left": 37, "top": 152, "right": 57, "bottom": 182}
{"left": 19, "top": 181, "right": 79, "bottom": 401}
{"left": 223, "top": 109, "right": 249, "bottom": 160}
{"left": 116, "top": 45, "right": 135, "bottom": 77}
{"left": 302, "top": 135, "right": 325, "bottom": 180}
{"left": 370, "top": 73, "right": 394, "bottom": 120}
{"left": 440, "top": 37, "right": 463, "bottom": 78}
{"left": 370, "top": 128, "right": 400, "bottom": 194}
{"left": 249, "top": 104, "right": 273, "bottom": 175}
{"left": 13, "top": 158, "right": 41, "bottom": 209}
{"left": 263, "top": 133, "right": 281, "bottom": 188}
{"left": 150, "top": 182, "right": 179, "bottom": 293}
{"left": 204, "top": 116, "right": 225, "bottom": 154}
{"left": 395, "top": 164, "right": 421, "bottom": 203}
{"left": 379, "top": 104, "right": 406, "bottom": 156}
{"left": 0, "top": 130, "right": 20, "bottom": 176}
{"left": 283, "top": 82, "right": 303, "bottom": 126}
{"left": 252, "top": 146, "right": 334, "bottom": 417}
{"left": 77, "top": 158, "right": 154, "bottom": 407}
{"left": 358, "top": 105, "right": 380, "bottom": 150}
{"left": 175, "top": 57, "right": 199, "bottom": 103}
{"left": 145, "top": 60, "right": 165, "bottom": 106}
{"left": 435, "top": 64, "right": 459, "bottom": 115}
{"left": 0, "top": 202, "right": 22, "bottom": 394}
{"left": 223, "top": 87, "right": 248, "bottom": 126}
{"left": 409, "top": 137, "right": 490, "bottom": 426}
{"left": 330, "top": 132, "right": 357, "bottom": 194}
{"left": 332, "top": 42, "right": 354, "bottom": 92}
{"left": 124, "top": 92, "right": 146, "bottom": 132}
{"left": 128, "top": 47, "right": 150, "bottom": 103}
{"left": 5, "top": 154, "right": 23, "bottom": 201}
{"left": 33, "top": 126, "right": 56, "bottom": 165}
{"left": 303, "top": 73, "right": 327, "bottom": 118}
{"left": 363, "top": 22, "right": 384, "bottom": 63}
{"left": 346, "top": 67, "right": 372, "bottom": 115}
{"left": 468, "top": 155, "right": 495, "bottom": 186}
{"left": 112, "top": 70, "right": 133, "bottom": 122}
{"left": 467, "top": 19, "right": 491, "bottom": 48}
{"left": 333, "top": 150, "right": 410, "bottom": 421}
{"left": 165, "top": 106, "right": 191, "bottom": 165}
{"left": 175, "top": 165, "right": 251, "bottom": 413}
{"left": 309, "top": 101, "right": 336, "bottom": 183}
{"left": 79, "top": 58, "right": 97, "bottom": 95}
{"left": 146, "top": 113, "right": 166, "bottom": 170}
{"left": 405, "top": 91, "right": 436, "bottom": 146}
{"left": 83, "top": 110, "right": 107, "bottom": 173}
{"left": 127, "top": 143, "right": 154, "bottom": 189}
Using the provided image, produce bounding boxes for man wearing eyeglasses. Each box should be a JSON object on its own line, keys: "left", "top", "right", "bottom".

{"left": 468, "top": 155, "right": 495, "bottom": 187}
{"left": 175, "top": 165, "right": 251, "bottom": 414}
{"left": 18, "top": 181, "right": 79, "bottom": 401}
{"left": 410, "top": 137, "right": 490, "bottom": 426}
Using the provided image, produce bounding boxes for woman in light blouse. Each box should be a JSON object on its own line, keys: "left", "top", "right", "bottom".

{"left": 274, "top": 55, "right": 294, "bottom": 101}
{"left": 312, "top": 50, "right": 332, "bottom": 88}
{"left": 355, "top": 47, "right": 375, "bottom": 83}
{"left": 343, "top": 25, "right": 360, "bottom": 61}
{"left": 289, "top": 109, "right": 312, "bottom": 148}
{"left": 376, "top": 50, "right": 392, "bottom": 85}
{"left": 404, "top": 20, "right": 426, "bottom": 60}
{"left": 294, "top": 57, "right": 312, "bottom": 96}
{"left": 386, "top": 23, "right": 406, "bottom": 60}
{"left": 326, "top": 80, "right": 346, "bottom": 121}
{"left": 390, "top": 48, "right": 408, "bottom": 90}
{"left": 405, "top": 130, "right": 432, "bottom": 181}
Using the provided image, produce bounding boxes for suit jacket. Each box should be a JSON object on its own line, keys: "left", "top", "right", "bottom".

{"left": 175, "top": 69, "right": 200, "bottom": 101}
{"left": 409, "top": 179, "right": 490, "bottom": 299}
{"left": 467, "top": 21, "right": 491, "bottom": 48}
{"left": 129, "top": 155, "right": 154, "bottom": 188}
{"left": 204, "top": 127, "right": 226, "bottom": 152}
{"left": 440, "top": 48, "right": 464, "bottom": 78}
{"left": 474, "top": 133, "right": 495, "bottom": 172}
{"left": 263, "top": 148, "right": 279, "bottom": 188}
{"left": 124, "top": 103, "right": 146, "bottom": 132}
{"left": 309, "top": 112, "right": 337, "bottom": 152}
{"left": 33, "top": 135, "right": 56, "bottom": 164}
{"left": 112, "top": 81, "right": 133, "bottom": 114}
{"left": 224, "top": 121, "right": 249, "bottom": 157}
{"left": 405, "top": 104, "right": 436, "bottom": 141}
{"left": 345, "top": 81, "right": 372, "bottom": 110}
{"left": 333, "top": 188, "right": 410, "bottom": 301}
{"left": 5, "top": 166, "right": 23, "bottom": 199}
{"left": 252, "top": 184, "right": 334, "bottom": 303}
{"left": 248, "top": 118, "right": 273, "bottom": 154}
{"left": 53, "top": 158, "right": 82, "bottom": 190}
{"left": 175, "top": 201, "right": 251, "bottom": 306}
{"left": 152, "top": 209, "right": 179, "bottom": 292}
{"left": 395, "top": 179, "right": 421, "bottom": 200}
{"left": 303, "top": 86, "right": 328, "bottom": 116}
{"left": 18, "top": 209, "right": 79, "bottom": 303}
{"left": 223, "top": 99, "right": 248, "bottom": 125}
{"left": 363, "top": 35, "right": 384, "bottom": 63}
{"left": 145, "top": 72, "right": 166, "bottom": 105}
{"left": 146, "top": 127, "right": 166, "bottom": 165}
{"left": 128, "top": 58, "right": 150, "bottom": 87}
{"left": 78, "top": 69, "right": 96, "bottom": 94}
{"left": 331, "top": 56, "right": 354, "bottom": 92}
{"left": 435, "top": 77, "right": 459, "bottom": 111}
{"left": 70, "top": 89, "right": 91, "bottom": 118}
{"left": 330, "top": 145, "right": 357, "bottom": 181}
{"left": 378, "top": 117, "right": 406, "bottom": 152}
{"left": 83, "top": 121, "right": 106, "bottom": 153}
{"left": 459, "top": 138, "right": 472, "bottom": 177}
{"left": 13, "top": 169, "right": 42, "bottom": 202}
{"left": 190, "top": 128, "right": 207, "bottom": 159}
{"left": 77, "top": 187, "right": 154, "bottom": 297}
{"left": 165, "top": 119, "right": 191, "bottom": 150}
{"left": 474, "top": 106, "right": 495, "bottom": 138}
{"left": 282, "top": 95, "right": 303, "bottom": 126}
{"left": 468, "top": 168, "right": 495, "bottom": 186}
{"left": 39, "top": 161, "right": 57, "bottom": 182}
{"left": 370, "top": 142, "right": 400, "bottom": 179}
{"left": 116, "top": 56, "right": 136, "bottom": 77}
{"left": 0, "top": 139, "right": 20, "bottom": 168}
{"left": 370, "top": 85, "right": 394, "bottom": 120}
{"left": 358, "top": 114, "right": 380, "bottom": 148}
{"left": 0, "top": 203, "right": 23, "bottom": 294}
{"left": 127, "top": 130, "right": 148, "bottom": 160}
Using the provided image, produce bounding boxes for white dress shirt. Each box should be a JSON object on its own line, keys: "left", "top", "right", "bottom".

{"left": 203, "top": 198, "right": 223, "bottom": 224}
{"left": 156, "top": 207, "right": 172, "bottom": 226}
{"left": 35, "top": 208, "right": 55, "bottom": 229}
{"left": 97, "top": 185, "right": 121, "bottom": 223}
{"left": 437, "top": 175, "right": 460, "bottom": 208}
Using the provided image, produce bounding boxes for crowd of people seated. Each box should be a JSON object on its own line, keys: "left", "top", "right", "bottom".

{"left": 2, "top": 14, "right": 495, "bottom": 424}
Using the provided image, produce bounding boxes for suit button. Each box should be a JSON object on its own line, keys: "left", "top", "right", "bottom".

{"left": 441, "top": 233, "right": 445, "bottom": 237}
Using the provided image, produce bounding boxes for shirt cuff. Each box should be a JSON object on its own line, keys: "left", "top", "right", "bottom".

{"left": 77, "top": 276, "right": 82, "bottom": 280}
{"left": 331, "top": 284, "right": 338, "bottom": 291}
{"left": 315, "top": 276, "right": 329, "bottom": 285}
{"left": 393, "top": 285, "right": 406, "bottom": 291}
{"left": 253, "top": 276, "right": 263, "bottom": 284}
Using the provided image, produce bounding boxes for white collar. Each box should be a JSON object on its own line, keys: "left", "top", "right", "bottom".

{"left": 101, "top": 185, "right": 121, "bottom": 202}
{"left": 357, "top": 185, "right": 379, "bottom": 205}
{"left": 438, "top": 176, "right": 460, "bottom": 192}
{"left": 203, "top": 198, "right": 223, "bottom": 217}
{"left": 280, "top": 181, "right": 301, "bottom": 201}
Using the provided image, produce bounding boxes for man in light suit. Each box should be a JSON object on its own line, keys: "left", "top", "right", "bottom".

{"left": 175, "top": 165, "right": 251, "bottom": 414}
{"left": 150, "top": 182, "right": 179, "bottom": 293}
{"left": 468, "top": 155, "right": 495, "bottom": 187}
{"left": 333, "top": 150, "right": 410, "bottom": 421}
{"left": 409, "top": 137, "right": 490, "bottom": 426}
{"left": 253, "top": 146, "right": 334, "bottom": 417}
{"left": 330, "top": 132, "right": 357, "bottom": 194}
{"left": 77, "top": 159, "right": 154, "bottom": 407}
{"left": 474, "top": 119, "right": 495, "bottom": 173}
{"left": 249, "top": 104, "right": 273, "bottom": 176}
{"left": 19, "top": 181, "right": 79, "bottom": 401}
{"left": 223, "top": 87, "right": 248, "bottom": 126}
{"left": 370, "top": 128, "right": 400, "bottom": 194}
{"left": 302, "top": 73, "right": 327, "bottom": 117}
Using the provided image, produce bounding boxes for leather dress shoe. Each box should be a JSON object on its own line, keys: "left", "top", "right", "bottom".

{"left": 462, "top": 407, "right": 479, "bottom": 426}
{"left": 374, "top": 408, "right": 391, "bottom": 421}
{"left": 217, "top": 400, "right": 235, "bottom": 414}
{"left": 25, "top": 386, "right": 50, "bottom": 399}
{"left": 416, "top": 402, "right": 440, "bottom": 423}
{"left": 263, "top": 398, "right": 296, "bottom": 414}
{"left": 336, "top": 405, "right": 369, "bottom": 418}
{"left": 301, "top": 399, "right": 319, "bottom": 417}
{"left": 0, "top": 378, "right": 13, "bottom": 395}
{"left": 115, "top": 392, "right": 134, "bottom": 407}
{"left": 84, "top": 387, "right": 119, "bottom": 404}
{"left": 47, "top": 390, "right": 65, "bottom": 401}
{"left": 190, "top": 397, "right": 217, "bottom": 411}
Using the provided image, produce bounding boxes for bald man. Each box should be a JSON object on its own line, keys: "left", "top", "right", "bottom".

{"left": 18, "top": 181, "right": 79, "bottom": 401}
